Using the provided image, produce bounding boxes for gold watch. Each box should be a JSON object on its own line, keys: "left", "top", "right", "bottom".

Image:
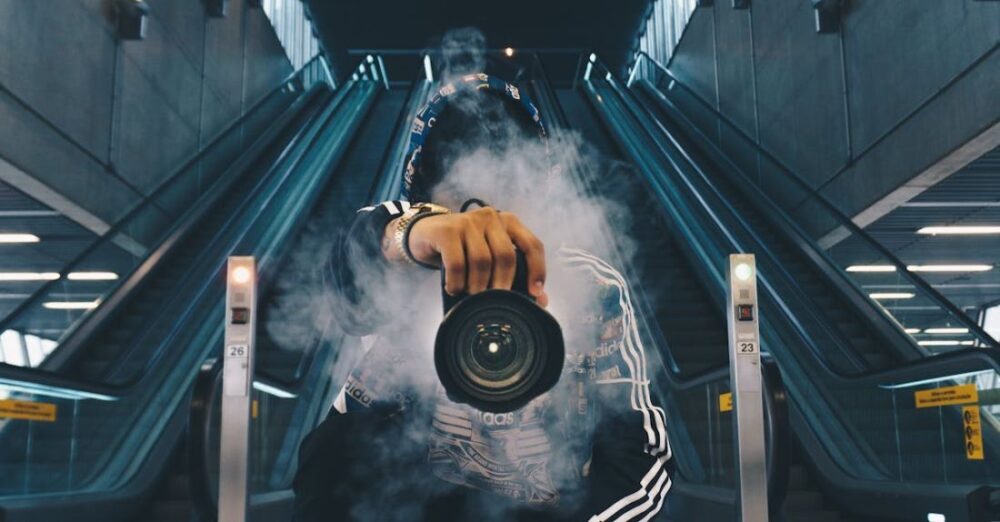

{"left": 394, "top": 202, "right": 450, "bottom": 268}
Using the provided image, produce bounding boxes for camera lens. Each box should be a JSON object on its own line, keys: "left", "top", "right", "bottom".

{"left": 468, "top": 323, "right": 518, "bottom": 378}
{"left": 436, "top": 289, "right": 563, "bottom": 413}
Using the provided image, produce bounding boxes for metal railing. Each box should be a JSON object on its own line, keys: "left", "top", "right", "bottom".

{"left": 595, "top": 52, "right": 1000, "bottom": 519}
{"left": 629, "top": 51, "right": 997, "bottom": 354}
{"left": 0, "top": 56, "right": 335, "bottom": 366}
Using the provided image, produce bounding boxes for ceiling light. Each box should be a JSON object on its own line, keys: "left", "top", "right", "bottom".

{"left": 918, "top": 226, "right": 1000, "bottom": 235}
{"left": 504, "top": 47, "right": 515, "bottom": 57}
{"left": 924, "top": 327, "right": 969, "bottom": 334}
{"left": 904, "top": 328, "right": 921, "bottom": 334}
{"left": 0, "top": 234, "right": 40, "bottom": 243}
{"left": 0, "top": 272, "right": 60, "bottom": 281}
{"left": 961, "top": 340, "right": 975, "bottom": 346}
{"left": 846, "top": 265, "right": 896, "bottom": 272}
{"left": 918, "top": 340, "right": 960, "bottom": 346}
{"left": 907, "top": 264, "right": 992, "bottom": 272}
{"left": 870, "top": 293, "right": 915, "bottom": 299}
{"left": 67, "top": 271, "right": 119, "bottom": 281}
{"left": 43, "top": 301, "right": 99, "bottom": 310}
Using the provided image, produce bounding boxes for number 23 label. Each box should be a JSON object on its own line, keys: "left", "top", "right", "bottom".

{"left": 738, "top": 341, "right": 756, "bottom": 354}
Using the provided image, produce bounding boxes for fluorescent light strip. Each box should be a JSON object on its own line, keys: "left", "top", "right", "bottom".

{"left": 918, "top": 340, "right": 960, "bottom": 346}
{"left": 869, "top": 293, "right": 915, "bottom": 299}
{"left": 907, "top": 264, "right": 992, "bottom": 272}
{"left": 42, "top": 301, "right": 99, "bottom": 310}
{"left": 847, "top": 265, "right": 896, "bottom": 273}
{"left": 67, "top": 271, "right": 118, "bottom": 281}
{"left": 923, "top": 328, "right": 969, "bottom": 334}
{"left": 848, "top": 264, "right": 992, "bottom": 273}
{"left": 0, "top": 272, "right": 59, "bottom": 281}
{"left": 918, "top": 226, "right": 1000, "bottom": 235}
{"left": 904, "top": 328, "right": 921, "bottom": 334}
{"left": 0, "top": 234, "right": 40, "bottom": 243}
{"left": 252, "top": 381, "right": 297, "bottom": 399}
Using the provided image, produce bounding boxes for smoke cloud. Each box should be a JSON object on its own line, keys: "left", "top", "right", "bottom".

{"left": 266, "top": 26, "right": 650, "bottom": 521}
{"left": 439, "top": 27, "right": 488, "bottom": 82}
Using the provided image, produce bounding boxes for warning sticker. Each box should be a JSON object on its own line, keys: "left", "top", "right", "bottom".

{"left": 914, "top": 384, "right": 978, "bottom": 409}
{"left": 0, "top": 400, "right": 57, "bottom": 422}
{"left": 719, "top": 392, "right": 733, "bottom": 413}
{"left": 962, "top": 406, "right": 984, "bottom": 461}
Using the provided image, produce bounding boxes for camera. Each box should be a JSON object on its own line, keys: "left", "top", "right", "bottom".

{"left": 434, "top": 251, "right": 564, "bottom": 413}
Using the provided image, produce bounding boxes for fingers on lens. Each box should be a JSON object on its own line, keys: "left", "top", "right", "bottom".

{"left": 464, "top": 228, "right": 492, "bottom": 294}
{"left": 486, "top": 227, "right": 517, "bottom": 290}
{"left": 438, "top": 237, "right": 467, "bottom": 296}
{"left": 505, "top": 220, "right": 546, "bottom": 295}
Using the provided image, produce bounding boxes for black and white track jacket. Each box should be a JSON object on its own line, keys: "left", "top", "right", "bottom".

{"left": 326, "top": 200, "right": 673, "bottom": 521}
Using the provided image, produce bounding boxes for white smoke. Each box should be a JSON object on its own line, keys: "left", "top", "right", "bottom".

{"left": 268, "top": 27, "right": 650, "bottom": 521}
{"left": 439, "top": 27, "right": 488, "bottom": 83}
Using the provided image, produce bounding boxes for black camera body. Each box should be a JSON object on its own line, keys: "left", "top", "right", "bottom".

{"left": 434, "top": 252, "right": 564, "bottom": 413}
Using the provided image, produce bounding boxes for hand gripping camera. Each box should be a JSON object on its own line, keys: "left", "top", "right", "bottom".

{"left": 434, "top": 251, "right": 564, "bottom": 413}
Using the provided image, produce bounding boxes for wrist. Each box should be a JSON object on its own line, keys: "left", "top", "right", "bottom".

{"left": 382, "top": 218, "right": 405, "bottom": 262}
{"left": 385, "top": 203, "right": 450, "bottom": 267}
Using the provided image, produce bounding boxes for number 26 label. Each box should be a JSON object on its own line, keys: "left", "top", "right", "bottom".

{"left": 227, "top": 344, "right": 248, "bottom": 358}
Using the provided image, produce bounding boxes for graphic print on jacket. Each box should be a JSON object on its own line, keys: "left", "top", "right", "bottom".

{"left": 333, "top": 245, "right": 672, "bottom": 512}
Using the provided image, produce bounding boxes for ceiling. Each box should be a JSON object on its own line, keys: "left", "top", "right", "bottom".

{"left": 828, "top": 145, "right": 1000, "bottom": 346}
{"left": 0, "top": 179, "right": 120, "bottom": 344}
{"left": 304, "top": 0, "right": 651, "bottom": 82}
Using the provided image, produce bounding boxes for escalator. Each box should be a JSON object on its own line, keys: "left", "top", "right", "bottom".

{"left": 0, "top": 57, "right": 412, "bottom": 521}
{"left": 177, "top": 53, "right": 788, "bottom": 522}
{"left": 578, "top": 54, "right": 1000, "bottom": 521}
{"left": 12, "top": 46, "right": 971, "bottom": 521}
{"left": 523, "top": 55, "right": 790, "bottom": 519}
{"left": 182, "top": 65, "right": 437, "bottom": 520}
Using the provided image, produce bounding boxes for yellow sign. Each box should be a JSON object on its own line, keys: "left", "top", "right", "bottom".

{"left": 719, "top": 392, "right": 732, "bottom": 413}
{"left": 252, "top": 399, "right": 259, "bottom": 419}
{"left": 0, "top": 400, "right": 57, "bottom": 422}
{"left": 915, "top": 384, "right": 978, "bottom": 409}
{"left": 962, "top": 406, "right": 984, "bottom": 461}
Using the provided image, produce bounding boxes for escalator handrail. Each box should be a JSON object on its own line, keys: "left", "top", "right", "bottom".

{"left": 186, "top": 60, "right": 412, "bottom": 514}
{"left": 609, "top": 54, "right": 1000, "bottom": 504}
{"left": 189, "top": 358, "right": 222, "bottom": 522}
{"left": 576, "top": 71, "right": 793, "bottom": 502}
{"left": 762, "top": 356, "right": 790, "bottom": 515}
{"left": 49, "top": 83, "right": 340, "bottom": 376}
{"left": 597, "top": 58, "right": 909, "bottom": 377}
{"left": 582, "top": 60, "right": 902, "bottom": 477}
{"left": 583, "top": 60, "right": 871, "bottom": 376}
{"left": 0, "top": 82, "right": 338, "bottom": 399}
{"left": 593, "top": 55, "right": 999, "bottom": 392}
{"left": 0, "top": 56, "right": 330, "bottom": 338}
{"left": 630, "top": 51, "right": 998, "bottom": 351}
{"left": 250, "top": 59, "right": 430, "bottom": 389}
{"left": 537, "top": 55, "right": 790, "bottom": 503}
{"left": 531, "top": 52, "right": 742, "bottom": 392}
